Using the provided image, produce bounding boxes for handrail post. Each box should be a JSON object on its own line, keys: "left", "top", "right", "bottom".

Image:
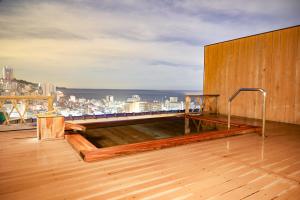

{"left": 227, "top": 88, "right": 267, "bottom": 138}
{"left": 262, "top": 92, "right": 266, "bottom": 138}
{"left": 185, "top": 95, "right": 191, "bottom": 114}
{"left": 228, "top": 101, "right": 231, "bottom": 129}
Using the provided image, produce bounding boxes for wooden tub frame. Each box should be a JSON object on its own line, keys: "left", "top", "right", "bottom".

{"left": 66, "top": 115, "right": 261, "bottom": 162}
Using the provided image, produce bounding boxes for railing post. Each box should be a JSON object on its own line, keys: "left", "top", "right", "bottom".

{"left": 262, "top": 92, "right": 266, "bottom": 138}
{"left": 214, "top": 96, "right": 218, "bottom": 115}
{"left": 184, "top": 95, "right": 191, "bottom": 134}
{"left": 195, "top": 96, "right": 201, "bottom": 112}
{"left": 228, "top": 101, "right": 231, "bottom": 129}
{"left": 48, "top": 96, "right": 54, "bottom": 112}
{"left": 185, "top": 95, "right": 191, "bottom": 114}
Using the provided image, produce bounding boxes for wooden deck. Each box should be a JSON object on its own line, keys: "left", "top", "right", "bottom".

{"left": 1, "top": 119, "right": 300, "bottom": 199}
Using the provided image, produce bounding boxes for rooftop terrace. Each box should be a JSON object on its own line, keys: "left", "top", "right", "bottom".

{"left": 1, "top": 25, "right": 299, "bottom": 199}
{"left": 1, "top": 117, "right": 300, "bottom": 200}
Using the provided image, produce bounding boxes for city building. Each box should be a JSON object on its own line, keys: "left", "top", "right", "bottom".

{"left": 69, "top": 95, "right": 76, "bottom": 102}
{"left": 137, "top": 101, "right": 151, "bottom": 112}
{"left": 124, "top": 101, "right": 140, "bottom": 113}
{"left": 2, "top": 66, "right": 14, "bottom": 81}
{"left": 78, "top": 98, "right": 86, "bottom": 104}
{"left": 127, "top": 95, "right": 141, "bottom": 102}
{"left": 41, "top": 83, "right": 56, "bottom": 96}
{"left": 56, "top": 91, "right": 64, "bottom": 101}
{"left": 165, "top": 99, "right": 184, "bottom": 111}
{"left": 106, "top": 95, "right": 114, "bottom": 102}
{"left": 150, "top": 101, "right": 162, "bottom": 111}
{"left": 169, "top": 97, "right": 178, "bottom": 103}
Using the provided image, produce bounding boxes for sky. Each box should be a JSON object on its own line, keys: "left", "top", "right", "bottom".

{"left": 0, "top": 0, "right": 299, "bottom": 90}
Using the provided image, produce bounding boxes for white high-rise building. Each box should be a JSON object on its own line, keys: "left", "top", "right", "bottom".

{"left": 2, "top": 66, "right": 14, "bottom": 81}
{"left": 124, "top": 101, "right": 150, "bottom": 113}
{"left": 41, "top": 83, "right": 56, "bottom": 96}
{"left": 124, "top": 102, "right": 138, "bottom": 113}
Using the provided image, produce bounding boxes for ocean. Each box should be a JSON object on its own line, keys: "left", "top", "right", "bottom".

{"left": 57, "top": 88, "right": 202, "bottom": 102}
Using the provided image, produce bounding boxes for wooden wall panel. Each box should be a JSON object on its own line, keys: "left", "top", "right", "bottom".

{"left": 296, "top": 28, "right": 300, "bottom": 123}
{"left": 204, "top": 25, "right": 300, "bottom": 124}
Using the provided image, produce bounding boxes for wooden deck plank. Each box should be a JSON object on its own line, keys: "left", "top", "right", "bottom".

{"left": 0, "top": 119, "right": 300, "bottom": 200}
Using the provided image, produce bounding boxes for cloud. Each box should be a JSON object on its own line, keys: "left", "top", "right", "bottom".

{"left": 150, "top": 60, "right": 199, "bottom": 70}
{"left": 0, "top": 0, "right": 299, "bottom": 90}
{"left": 0, "top": 24, "right": 87, "bottom": 40}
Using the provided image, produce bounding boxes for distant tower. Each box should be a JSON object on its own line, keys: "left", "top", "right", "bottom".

{"left": 2, "top": 66, "right": 14, "bottom": 81}
{"left": 41, "top": 83, "right": 56, "bottom": 96}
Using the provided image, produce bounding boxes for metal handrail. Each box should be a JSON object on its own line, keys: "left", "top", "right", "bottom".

{"left": 228, "top": 88, "right": 267, "bottom": 137}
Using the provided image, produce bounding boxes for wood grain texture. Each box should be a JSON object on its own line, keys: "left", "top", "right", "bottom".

{"left": 37, "top": 116, "right": 65, "bottom": 140}
{"left": 65, "top": 133, "right": 97, "bottom": 154}
{"left": 65, "top": 122, "right": 86, "bottom": 132}
{"left": 204, "top": 25, "right": 300, "bottom": 124}
{"left": 1, "top": 119, "right": 300, "bottom": 200}
{"left": 82, "top": 126, "right": 259, "bottom": 162}
{"left": 66, "top": 117, "right": 260, "bottom": 162}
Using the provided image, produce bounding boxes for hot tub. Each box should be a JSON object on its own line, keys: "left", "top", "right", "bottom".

{"left": 66, "top": 114, "right": 260, "bottom": 162}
